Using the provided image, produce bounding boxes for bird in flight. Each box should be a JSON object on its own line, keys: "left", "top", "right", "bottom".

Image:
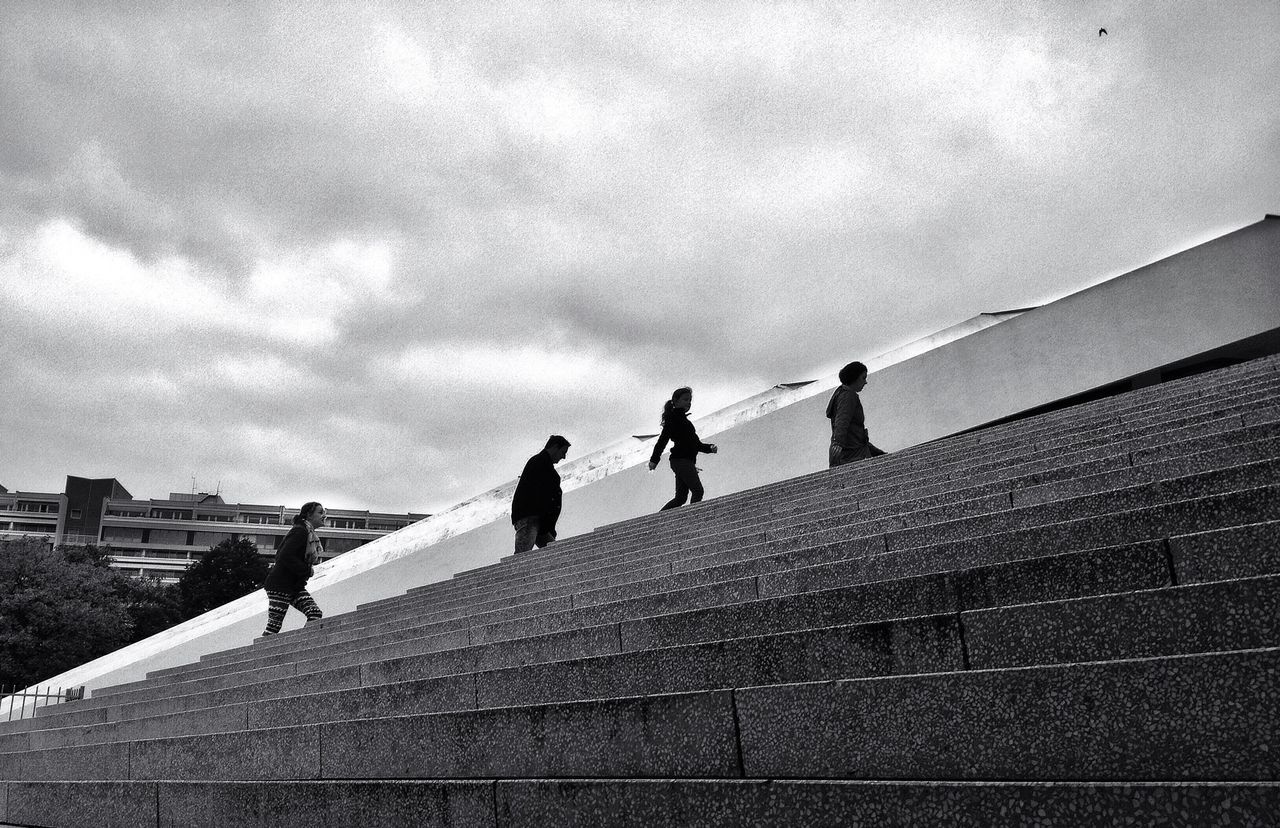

{"left": 1099, "top": 27, "right": 1108, "bottom": 36}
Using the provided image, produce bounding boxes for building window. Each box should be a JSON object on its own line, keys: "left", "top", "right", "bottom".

{"left": 328, "top": 518, "right": 366, "bottom": 530}
{"left": 192, "top": 532, "right": 234, "bottom": 548}
{"left": 150, "top": 509, "right": 192, "bottom": 521}
{"left": 319, "top": 537, "right": 366, "bottom": 555}
{"left": 147, "top": 529, "right": 189, "bottom": 546}
{"left": 71, "top": 509, "right": 82, "bottom": 519}
{"left": 102, "top": 527, "right": 145, "bottom": 543}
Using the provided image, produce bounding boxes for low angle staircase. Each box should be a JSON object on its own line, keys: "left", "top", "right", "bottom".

{"left": 2, "top": 354, "right": 1278, "bottom": 826}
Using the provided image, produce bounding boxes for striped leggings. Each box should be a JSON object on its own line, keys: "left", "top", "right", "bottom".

{"left": 262, "top": 588, "right": 323, "bottom": 636}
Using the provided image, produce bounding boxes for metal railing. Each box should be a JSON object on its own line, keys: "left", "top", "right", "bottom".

{"left": 1, "top": 685, "right": 85, "bottom": 721}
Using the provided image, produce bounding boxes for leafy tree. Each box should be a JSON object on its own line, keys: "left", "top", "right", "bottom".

{"left": 0, "top": 538, "right": 134, "bottom": 689}
{"left": 0, "top": 537, "right": 270, "bottom": 691}
{"left": 176, "top": 537, "right": 269, "bottom": 616}
{"left": 59, "top": 542, "right": 114, "bottom": 568}
{"left": 118, "top": 576, "right": 186, "bottom": 642}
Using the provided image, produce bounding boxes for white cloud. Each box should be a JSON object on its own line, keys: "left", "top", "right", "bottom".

{"left": 211, "top": 354, "right": 306, "bottom": 393}
{"left": 245, "top": 237, "right": 396, "bottom": 346}
{"left": 0, "top": 219, "right": 399, "bottom": 349}
{"left": 380, "top": 342, "right": 638, "bottom": 391}
{"left": 0, "top": 220, "right": 236, "bottom": 333}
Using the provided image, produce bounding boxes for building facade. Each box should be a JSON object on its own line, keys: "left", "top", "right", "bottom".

{"left": 0, "top": 485, "right": 66, "bottom": 545}
{"left": 0, "top": 477, "right": 428, "bottom": 583}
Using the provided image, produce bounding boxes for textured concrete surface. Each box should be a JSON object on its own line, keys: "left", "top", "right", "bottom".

{"left": 495, "top": 780, "right": 1280, "bottom": 828}
{"left": 320, "top": 690, "right": 739, "bottom": 779}
{"left": 6, "top": 781, "right": 156, "bottom": 828}
{"left": 26, "top": 702, "right": 250, "bottom": 751}
{"left": 247, "top": 672, "right": 474, "bottom": 729}
{"left": 619, "top": 571, "right": 957, "bottom": 651}
{"left": 950, "top": 541, "right": 1172, "bottom": 611}
{"left": 964, "top": 575, "right": 1280, "bottom": 668}
{"left": 756, "top": 509, "right": 1183, "bottom": 599}
{"left": 157, "top": 781, "right": 495, "bottom": 828}
{"left": 474, "top": 616, "right": 963, "bottom": 709}
{"left": 1171, "top": 520, "right": 1280, "bottom": 582}
{"left": 565, "top": 577, "right": 761, "bottom": 629}
{"left": 361, "top": 623, "right": 620, "bottom": 686}
{"left": 736, "top": 648, "right": 1280, "bottom": 780}
{"left": 94, "top": 660, "right": 298, "bottom": 702}
{"left": 5, "top": 741, "right": 128, "bottom": 782}
{"left": 75, "top": 665, "right": 363, "bottom": 718}
{"left": 130, "top": 725, "right": 321, "bottom": 781}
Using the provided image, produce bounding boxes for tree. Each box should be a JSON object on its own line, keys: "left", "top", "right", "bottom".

{"left": 118, "top": 575, "right": 186, "bottom": 642}
{"left": 0, "top": 538, "right": 134, "bottom": 689}
{"left": 59, "top": 542, "right": 114, "bottom": 568}
{"left": 177, "top": 537, "right": 269, "bottom": 616}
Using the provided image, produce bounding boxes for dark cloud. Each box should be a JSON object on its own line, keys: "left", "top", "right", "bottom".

{"left": 2, "top": 1, "right": 1278, "bottom": 512}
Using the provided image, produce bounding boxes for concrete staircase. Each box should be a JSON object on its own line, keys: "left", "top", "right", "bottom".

{"left": 2, "top": 354, "right": 1279, "bottom": 827}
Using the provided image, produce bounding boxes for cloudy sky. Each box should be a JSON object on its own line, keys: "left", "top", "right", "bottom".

{"left": 1, "top": 1, "right": 1277, "bottom": 514}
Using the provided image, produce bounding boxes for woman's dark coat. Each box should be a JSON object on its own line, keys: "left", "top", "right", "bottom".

{"left": 827, "top": 386, "right": 885, "bottom": 458}
{"left": 263, "top": 523, "right": 313, "bottom": 593}
{"left": 650, "top": 409, "right": 714, "bottom": 464}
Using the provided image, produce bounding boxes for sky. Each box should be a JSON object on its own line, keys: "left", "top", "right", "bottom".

{"left": 1, "top": 1, "right": 1277, "bottom": 514}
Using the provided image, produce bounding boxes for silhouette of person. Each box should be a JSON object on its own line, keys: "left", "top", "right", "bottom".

{"left": 827, "top": 361, "right": 887, "bottom": 467}
{"left": 511, "top": 435, "right": 571, "bottom": 554}
{"left": 261, "top": 501, "right": 325, "bottom": 636}
{"left": 648, "top": 386, "right": 718, "bottom": 510}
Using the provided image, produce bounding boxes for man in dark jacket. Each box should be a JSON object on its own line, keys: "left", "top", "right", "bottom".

{"left": 511, "top": 434, "right": 570, "bottom": 554}
{"left": 827, "top": 361, "right": 887, "bottom": 467}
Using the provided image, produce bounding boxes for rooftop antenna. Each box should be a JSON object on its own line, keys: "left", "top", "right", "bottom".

{"left": 215, "top": 480, "right": 221, "bottom": 497}
{"left": 190, "top": 475, "right": 196, "bottom": 495}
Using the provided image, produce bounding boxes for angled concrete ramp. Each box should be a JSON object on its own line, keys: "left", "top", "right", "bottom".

{"left": 7, "top": 215, "right": 1277, "bottom": 704}
{"left": 1, "top": 353, "right": 1279, "bottom": 825}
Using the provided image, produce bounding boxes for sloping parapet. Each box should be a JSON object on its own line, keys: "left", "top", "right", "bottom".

{"left": 5, "top": 214, "right": 1277, "bottom": 711}
{"left": 0, "top": 314, "right": 1017, "bottom": 710}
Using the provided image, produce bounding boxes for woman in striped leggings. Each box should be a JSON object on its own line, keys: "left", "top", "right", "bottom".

{"left": 261, "top": 501, "right": 326, "bottom": 636}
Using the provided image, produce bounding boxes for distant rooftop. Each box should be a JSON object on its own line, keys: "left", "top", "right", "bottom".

{"left": 165, "top": 493, "right": 227, "bottom": 504}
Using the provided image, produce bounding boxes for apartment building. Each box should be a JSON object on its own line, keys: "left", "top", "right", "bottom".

{"left": 0, "top": 477, "right": 428, "bottom": 583}
{"left": 0, "top": 485, "right": 66, "bottom": 544}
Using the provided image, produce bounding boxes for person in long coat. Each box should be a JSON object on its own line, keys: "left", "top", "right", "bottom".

{"left": 827, "top": 361, "right": 887, "bottom": 467}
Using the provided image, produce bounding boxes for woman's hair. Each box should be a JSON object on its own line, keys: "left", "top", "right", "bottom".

{"left": 661, "top": 386, "right": 693, "bottom": 426}
{"left": 838, "top": 361, "right": 868, "bottom": 386}
{"left": 294, "top": 501, "right": 323, "bottom": 526}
